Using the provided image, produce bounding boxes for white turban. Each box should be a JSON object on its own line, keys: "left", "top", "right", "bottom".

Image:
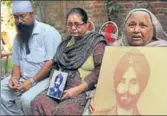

{"left": 12, "top": 1, "right": 33, "bottom": 14}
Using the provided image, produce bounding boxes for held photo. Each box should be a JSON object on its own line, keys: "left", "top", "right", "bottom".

{"left": 47, "top": 70, "right": 68, "bottom": 100}
{"left": 92, "top": 47, "right": 167, "bottom": 115}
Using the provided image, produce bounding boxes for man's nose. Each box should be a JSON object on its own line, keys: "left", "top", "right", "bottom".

{"left": 124, "top": 83, "right": 129, "bottom": 93}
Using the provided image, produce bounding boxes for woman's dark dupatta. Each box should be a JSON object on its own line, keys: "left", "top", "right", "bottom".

{"left": 53, "top": 32, "right": 106, "bottom": 71}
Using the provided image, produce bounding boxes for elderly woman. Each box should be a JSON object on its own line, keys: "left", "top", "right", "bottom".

{"left": 88, "top": 8, "right": 167, "bottom": 115}
{"left": 30, "top": 8, "right": 106, "bottom": 115}
{"left": 113, "top": 8, "right": 167, "bottom": 46}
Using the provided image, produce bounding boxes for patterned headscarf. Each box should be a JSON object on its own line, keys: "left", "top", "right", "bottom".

{"left": 113, "top": 8, "right": 167, "bottom": 46}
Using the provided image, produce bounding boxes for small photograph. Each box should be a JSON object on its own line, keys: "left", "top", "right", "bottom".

{"left": 47, "top": 70, "right": 68, "bottom": 100}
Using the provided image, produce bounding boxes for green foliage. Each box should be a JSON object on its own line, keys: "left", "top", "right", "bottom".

{"left": 1, "top": 0, "right": 14, "bottom": 27}
{"left": 1, "top": 57, "right": 13, "bottom": 76}
{"left": 2, "top": 0, "right": 12, "bottom": 7}
{"left": 104, "top": 0, "right": 121, "bottom": 20}
{"left": 108, "top": 3, "right": 120, "bottom": 18}
{"left": 31, "top": 0, "right": 41, "bottom": 9}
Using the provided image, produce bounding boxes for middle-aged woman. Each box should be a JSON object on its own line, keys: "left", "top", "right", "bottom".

{"left": 30, "top": 8, "right": 106, "bottom": 115}
{"left": 113, "top": 8, "right": 167, "bottom": 46}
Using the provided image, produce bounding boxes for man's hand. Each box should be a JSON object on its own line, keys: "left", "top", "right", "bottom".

{"left": 16, "top": 80, "right": 32, "bottom": 93}
{"left": 8, "top": 77, "right": 19, "bottom": 91}
{"left": 62, "top": 86, "right": 80, "bottom": 100}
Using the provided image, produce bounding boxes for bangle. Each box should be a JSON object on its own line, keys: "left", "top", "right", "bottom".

{"left": 29, "top": 78, "right": 37, "bottom": 86}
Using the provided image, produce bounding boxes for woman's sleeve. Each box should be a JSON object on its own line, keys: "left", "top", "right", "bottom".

{"left": 84, "top": 41, "right": 106, "bottom": 90}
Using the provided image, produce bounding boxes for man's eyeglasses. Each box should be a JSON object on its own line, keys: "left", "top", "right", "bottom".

{"left": 13, "top": 13, "right": 30, "bottom": 20}
{"left": 67, "top": 22, "right": 85, "bottom": 28}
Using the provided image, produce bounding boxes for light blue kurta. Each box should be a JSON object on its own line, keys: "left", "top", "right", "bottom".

{"left": 1, "top": 20, "right": 62, "bottom": 115}
{"left": 12, "top": 20, "right": 62, "bottom": 79}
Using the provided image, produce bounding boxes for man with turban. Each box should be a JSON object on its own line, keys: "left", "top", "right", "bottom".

{"left": 90, "top": 48, "right": 150, "bottom": 115}
{"left": 1, "top": 1, "right": 62, "bottom": 115}
{"left": 111, "top": 48, "right": 150, "bottom": 115}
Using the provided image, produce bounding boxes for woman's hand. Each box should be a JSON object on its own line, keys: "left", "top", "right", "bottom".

{"left": 89, "top": 99, "right": 95, "bottom": 114}
{"left": 62, "top": 82, "right": 88, "bottom": 100}
{"left": 89, "top": 99, "right": 110, "bottom": 115}
{"left": 62, "top": 86, "right": 80, "bottom": 99}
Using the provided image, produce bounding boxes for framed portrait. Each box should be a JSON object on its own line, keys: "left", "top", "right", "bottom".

{"left": 92, "top": 46, "right": 167, "bottom": 115}
{"left": 47, "top": 70, "right": 68, "bottom": 100}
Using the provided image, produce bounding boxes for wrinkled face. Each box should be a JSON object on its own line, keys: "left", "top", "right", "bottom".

{"left": 125, "top": 11, "right": 153, "bottom": 46}
{"left": 115, "top": 67, "right": 141, "bottom": 109}
{"left": 67, "top": 14, "right": 88, "bottom": 37}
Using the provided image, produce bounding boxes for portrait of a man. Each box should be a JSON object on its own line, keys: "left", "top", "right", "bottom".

{"left": 91, "top": 48, "right": 150, "bottom": 115}
{"left": 91, "top": 47, "right": 167, "bottom": 115}
{"left": 48, "top": 73, "right": 64, "bottom": 99}
{"left": 112, "top": 49, "right": 150, "bottom": 115}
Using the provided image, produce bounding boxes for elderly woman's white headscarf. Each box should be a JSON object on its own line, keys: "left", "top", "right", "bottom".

{"left": 113, "top": 8, "right": 167, "bottom": 46}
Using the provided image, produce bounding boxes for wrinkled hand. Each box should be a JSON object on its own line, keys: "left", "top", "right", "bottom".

{"left": 8, "top": 77, "right": 19, "bottom": 91}
{"left": 62, "top": 86, "right": 80, "bottom": 100}
{"left": 16, "top": 80, "right": 32, "bottom": 93}
{"left": 89, "top": 99, "right": 107, "bottom": 115}
{"left": 89, "top": 99, "right": 95, "bottom": 114}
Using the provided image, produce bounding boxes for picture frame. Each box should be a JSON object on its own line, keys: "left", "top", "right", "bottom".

{"left": 47, "top": 69, "right": 68, "bottom": 100}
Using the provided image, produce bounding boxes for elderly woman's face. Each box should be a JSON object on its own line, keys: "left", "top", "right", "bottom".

{"left": 125, "top": 12, "right": 153, "bottom": 46}
{"left": 67, "top": 14, "right": 88, "bottom": 38}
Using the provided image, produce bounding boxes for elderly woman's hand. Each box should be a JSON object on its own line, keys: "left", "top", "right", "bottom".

{"left": 62, "top": 86, "right": 80, "bottom": 99}
{"left": 89, "top": 99, "right": 95, "bottom": 114}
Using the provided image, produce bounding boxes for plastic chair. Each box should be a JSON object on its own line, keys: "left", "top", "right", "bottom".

{"left": 99, "top": 21, "right": 118, "bottom": 44}
{"left": 87, "top": 20, "right": 95, "bottom": 32}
